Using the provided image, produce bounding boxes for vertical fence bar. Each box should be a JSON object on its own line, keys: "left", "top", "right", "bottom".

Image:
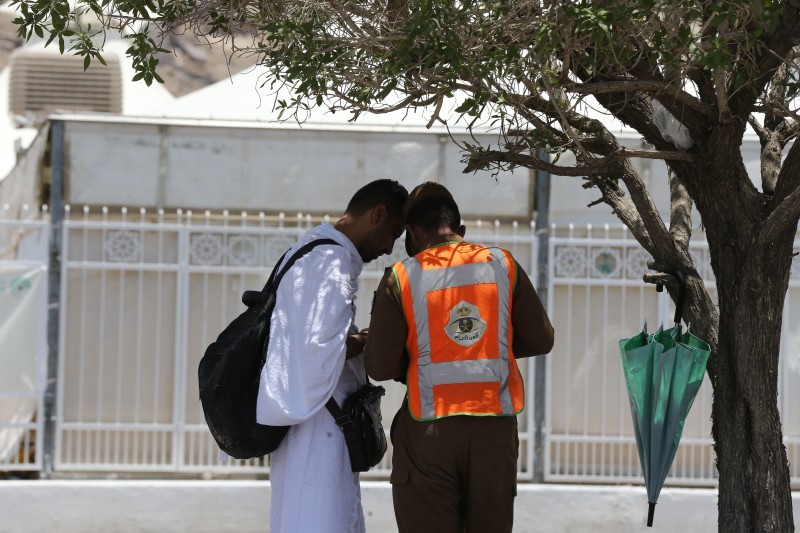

{"left": 545, "top": 222, "right": 556, "bottom": 480}
{"left": 619, "top": 227, "right": 628, "bottom": 476}
{"left": 582, "top": 224, "right": 592, "bottom": 475}
{"left": 533, "top": 158, "right": 550, "bottom": 483}
{"left": 114, "top": 208, "right": 127, "bottom": 465}
{"left": 42, "top": 120, "right": 64, "bottom": 478}
{"left": 173, "top": 211, "right": 190, "bottom": 469}
{"left": 54, "top": 204, "right": 70, "bottom": 470}
{"left": 99, "top": 207, "right": 109, "bottom": 465}
{"left": 73, "top": 206, "right": 89, "bottom": 466}
{"left": 133, "top": 208, "right": 145, "bottom": 465}
{"left": 600, "top": 224, "right": 610, "bottom": 476}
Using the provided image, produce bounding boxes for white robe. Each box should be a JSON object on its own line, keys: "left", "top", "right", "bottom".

{"left": 256, "top": 223, "right": 367, "bottom": 533}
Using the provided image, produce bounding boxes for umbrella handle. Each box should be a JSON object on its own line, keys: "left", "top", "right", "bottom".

{"left": 647, "top": 502, "right": 656, "bottom": 527}
{"left": 673, "top": 270, "right": 686, "bottom": 327}
{"left": 656, "top": 270, "right": 687, "bottom": 328}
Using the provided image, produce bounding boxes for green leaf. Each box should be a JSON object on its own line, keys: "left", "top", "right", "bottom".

{"left": 376, "top": 78, "right": 398, "bottom": 100}
{"left": 83, "top": 55, "right": 90, "bottom": 71}
{"left": 455, "top": 98, "right": 476, "bottom": 113}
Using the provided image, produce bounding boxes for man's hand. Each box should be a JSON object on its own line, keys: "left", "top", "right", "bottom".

{"left": 346, "top": 328, "right": 369, "bottom": 359}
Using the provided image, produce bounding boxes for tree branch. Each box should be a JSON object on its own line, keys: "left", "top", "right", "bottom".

{"left": 462, "top": 146, "right": 691, "bottom": 177}
{"left": 463, "top": 150, "right": 608, "bottom": 176}
{"left": 569, "top": 56, "right": 708, "bottom": 150}
{"left": 618, "top": 160, "right": 687, "bottom": 266}
{"left": 601, "top": 148, "right": 693, "bottom": 163}
{"left": 668, "top": 170, "right": 692, "bottom": 253}
{"left": 763, "top": 139, "right": 800, "bottom": 242}
{"left": 748, "top": 115, "right": 769, "bottom": 144}
{"left": 759, "top": 183, "right": 800, "bottom": 244}
{"left": 567, "top": 80, "right": 713, "bottom": 119}
{"left": 587, "top": 176, "right": 655, "bottom": 254}
{"left": 727, "top": 6, "right": 800, "bottom": 122}
{"left": 539, "top": 70, "right": 592, "bottom": 159}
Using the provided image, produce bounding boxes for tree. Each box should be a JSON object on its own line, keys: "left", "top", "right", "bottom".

{"left": 11, "top": 0, "right": 800, "bottom": 530}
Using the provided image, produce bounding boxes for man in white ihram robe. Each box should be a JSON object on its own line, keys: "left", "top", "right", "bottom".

{"left": 255, "top": 180, "right": 407, "bottom": 533}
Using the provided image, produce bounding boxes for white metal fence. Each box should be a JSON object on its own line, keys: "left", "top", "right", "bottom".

{"left": 4, "top": 206, "right": 800, "bottom": 487}
{"left": 0, "top": 206, "right": 49, "bottom": 472}
{"left": 546, "top": 224, "right": 716, "bottom": 486}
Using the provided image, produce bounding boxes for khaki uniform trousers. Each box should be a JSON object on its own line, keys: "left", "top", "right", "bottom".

{"left": 389, "top": 401, "right": 519, "bottom": 533}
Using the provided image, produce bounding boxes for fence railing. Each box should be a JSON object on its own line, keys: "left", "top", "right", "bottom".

{"left": 4, "top": 207, "right": 800, "bottom": 488}
{"left": 545, "top": 224, "right": 717, "bottom": 486}
{"left": 0, "top": 206, "right": 49, "bottom": 472}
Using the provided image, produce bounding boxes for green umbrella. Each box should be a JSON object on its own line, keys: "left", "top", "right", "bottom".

{"left": 619, "top": 272, "right": 711, "bottom": 527}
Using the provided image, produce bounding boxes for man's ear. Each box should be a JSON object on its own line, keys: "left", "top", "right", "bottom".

{"left": 371, "top": 204, "right": 388, "bottom": 224}
{"left": 457, "top": 224, "right": 466, "bottom": 238}
{"left": 404, "top": 224, "right": 417, "bottom": 257}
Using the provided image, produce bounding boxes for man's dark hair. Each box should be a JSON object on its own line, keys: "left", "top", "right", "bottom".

{"left": 406, "top": 196, "right": 461, "bottom": 232}
{"left": 346, "top": 179, "right": 408, "bottom": 217}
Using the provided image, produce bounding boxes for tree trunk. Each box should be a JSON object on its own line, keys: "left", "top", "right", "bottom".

{"left": 706, "top": 221, "right": 795, "bottom": 532}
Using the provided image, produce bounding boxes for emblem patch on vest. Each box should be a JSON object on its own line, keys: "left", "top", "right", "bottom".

{"left": 445, "top": 300, "right": 487, "bottom": 346}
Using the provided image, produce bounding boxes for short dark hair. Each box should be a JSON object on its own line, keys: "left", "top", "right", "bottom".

{"left": 346, "top": 179, "right": 408, "bottom": 217}
{"left": 406, "top": 196, "right": 461, "bottom": 232}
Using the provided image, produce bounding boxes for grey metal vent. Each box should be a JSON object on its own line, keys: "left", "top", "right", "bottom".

{"left": 9, "top": 48, "right": 122, "bottom": 115}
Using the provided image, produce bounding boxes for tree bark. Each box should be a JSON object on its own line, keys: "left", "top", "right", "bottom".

{"left": 689, "top": 148, "right": 796, "bottom": 531}
{"left": 710, "top": 232, "right": 795, "bottom": 532}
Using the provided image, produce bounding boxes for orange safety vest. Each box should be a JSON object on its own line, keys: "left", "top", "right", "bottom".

{"left": 392, "top": 241, "right": 525, "bottom": 421}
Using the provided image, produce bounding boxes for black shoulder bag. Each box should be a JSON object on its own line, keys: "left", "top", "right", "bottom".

{"left": 326, "top": 379, "right": 388, "bottom": 472}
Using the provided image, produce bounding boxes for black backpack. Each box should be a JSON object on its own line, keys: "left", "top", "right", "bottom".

{"left": 198, "top": 238, "right": 338, "bottom": 460}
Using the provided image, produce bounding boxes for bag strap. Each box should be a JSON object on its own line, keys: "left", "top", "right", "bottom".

{"left": 265, "top": 238, "right": 340, "bottom": 292}
{"left": 262, "top": 249, "right": 290, "bottom": 291}
{"left": 272, "top": 237, "right": 348, "bottom": 429}
{"left": 244, "top": 238, "right": 340, "bottom": 307}
{"left": 264, "top": 239, "right": 339, "bottom": 289}
{"left": 263, "top": 236, "right": 354, "bottom": 431}
{"left": 326, "top": 398, "right": 354, "bottom": 432}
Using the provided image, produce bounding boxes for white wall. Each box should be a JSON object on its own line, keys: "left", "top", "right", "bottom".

{"left": 0, "top": 480, "right": 770, "bottom": 532}
{"left": 60, "top": 117, "right": 532, "bottom": 220}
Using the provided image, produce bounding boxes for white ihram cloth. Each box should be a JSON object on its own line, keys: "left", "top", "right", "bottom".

{"left": 256, "top": 223, "right": 367, "bottom": 533}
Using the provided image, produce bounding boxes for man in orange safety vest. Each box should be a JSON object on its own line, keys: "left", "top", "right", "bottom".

{"left": 364, "top": 182, "right": 554, "bottom": 533}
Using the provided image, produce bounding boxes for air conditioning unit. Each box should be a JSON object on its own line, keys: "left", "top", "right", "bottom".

{"left": 9, "top": 47, "right": 123, "bottom": 115}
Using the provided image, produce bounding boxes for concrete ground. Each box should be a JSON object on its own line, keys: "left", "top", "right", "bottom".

{"left": 2, "top": 479, "right": 788, "bottom": 532}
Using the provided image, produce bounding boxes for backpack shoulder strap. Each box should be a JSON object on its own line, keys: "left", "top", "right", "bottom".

{"left": 267, "top": 238, "right": 340, "bottom": 291}
{"left": 244, "top": 238, "right": 340, "bottom": 306}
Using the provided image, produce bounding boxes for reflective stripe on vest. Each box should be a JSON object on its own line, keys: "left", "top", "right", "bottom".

{"left": 395, "top": 244, "right": 523, "bottom": 420}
